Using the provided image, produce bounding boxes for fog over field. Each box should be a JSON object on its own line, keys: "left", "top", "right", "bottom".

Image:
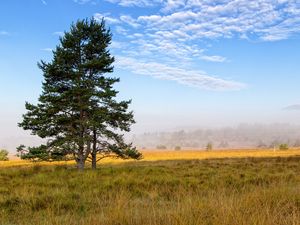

{"left": 3, "top": 123, "right": 300, "bottom": 153}
{"left": 131, "top": 123, "right": 300, "bottom": 150}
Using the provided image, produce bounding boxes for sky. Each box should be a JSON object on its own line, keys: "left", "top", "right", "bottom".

{"left": 1, "top": 0, "right": 300, "bottom": 151}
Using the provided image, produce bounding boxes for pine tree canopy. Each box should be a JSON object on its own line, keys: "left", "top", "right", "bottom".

{"left": 18, "top": 18, "right": 141, "bottom": 170}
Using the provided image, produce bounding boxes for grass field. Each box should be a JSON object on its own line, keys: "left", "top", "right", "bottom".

{"left": 1, "top": 149, "right": 300, "bottom": 225}
{"left": 2, "top": 148, "right": 300, "bottom": 168}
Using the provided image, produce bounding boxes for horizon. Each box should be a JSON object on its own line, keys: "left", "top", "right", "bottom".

{"left": 1, "top": 0, "right": 300, "bottom": 152}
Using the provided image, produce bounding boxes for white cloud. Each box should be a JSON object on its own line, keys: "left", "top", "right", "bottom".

{"left": 94, "top": 1, "right": 300, "bottom": 44}
{"left": 41, "top": 48, "right": 53, "bottom": 52}
{"left": 124, "top": 37, "right": 204, "bottom": 64}
{"left": 105, "top": 0, "right": 162, "bottom": 7}
{"left": 137, "top": 15, "right": 161, "bottom": 23}
{"left": 107, "top": 0, "right": 300, "bottom": 42}
{"left": 95, "top": 0, "right": 300, "bottom": 91}
{"left": 262, "top": 34, "right": 288, "bottom": 41}
{"left": 201, "top": 55, "right": 227, "bottom": 63}
{"left": 94, "top": 13, "right": 121, "bottom": 24}
{"left": 115, "top": 56, "right": 245, "bottom": 91}
{"left": 41, "top": 0, "right": 47, "bottom": 5}
{"left": 73, "top": 0, "right": 94, "bottom": 4}
{"left": 161, "top": 0, "right": 185, "bottom": 13}
{"left": 115, "top": 26, "right": 128, "bottom": 35}
{"left": 120, "top": 15, "right": 140, "bottom": 28}
{"left": 52, "top": 31, "right": 64, "bottom": 36}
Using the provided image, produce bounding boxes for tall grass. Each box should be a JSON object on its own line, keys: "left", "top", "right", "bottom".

{"left": 1, "top": 156, "right": 300, "bottom": 224}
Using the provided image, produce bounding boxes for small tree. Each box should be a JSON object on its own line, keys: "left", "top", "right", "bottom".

{"left": 206, "top": 142, "right": 213, "bottom": 151}
{"left": 0, "top": 149, "right": 9, "bottom": 161}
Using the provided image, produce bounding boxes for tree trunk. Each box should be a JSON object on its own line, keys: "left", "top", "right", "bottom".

{"left": 77, "top": 159, "right": 85, "bottom": 171}
{"left": 77, "top": 146, "right": 85, "bottom": 171}
{"left": 91, "top": 152, "right": 97, "bottom": 170}
{"left": 91, "top": 129, "right": 97, "bottom": 170}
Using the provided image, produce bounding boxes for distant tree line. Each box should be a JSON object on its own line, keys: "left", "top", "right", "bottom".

{"left": 132, "top": 124, "right": 300, "bottom": 149}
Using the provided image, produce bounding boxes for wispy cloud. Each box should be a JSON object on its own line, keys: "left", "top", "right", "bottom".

{"left": 105, "top": 0, "right": 162, "bottom": 7}
{"left": 94, "top": 13, "right": 120, "bottom": 24}
{"left": 200, "top": 55, "right": 227, "bottom": 63}
{"left": 52, "top": 31, "right": 64, "bottom": 36}
{"left": 73, "top": 0, "right": 94, "bottom": 4}
{"left": 0, "top": 31, "right": 10, "bottom": 36}
{"left": 284, "top": 104, "right": 300, "bottom": 110}
{"left": 120, "top": 15, "right": 140, "bottom": 28}
{"left": 41, "top": 0, "right": 47, "bottom": 5}
{"left": 161, "top": 0, "right": 185, "bottom": 13}
{"left": 115, "top": 56, "right": 245, "bottom": 91}
{"left": 41, "top": 48, "right": 53, "bottom": 52}
{"left": 94, "top": 0, "right": 300, "bottom": 91}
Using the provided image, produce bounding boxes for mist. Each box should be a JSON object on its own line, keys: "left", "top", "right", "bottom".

{"left": 2, "top": 109, "right": 300, "bottom": 153}
{"left": 130, "top": 123, "right": 300, "bottom": 150}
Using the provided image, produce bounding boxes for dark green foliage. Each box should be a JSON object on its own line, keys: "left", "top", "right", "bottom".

{"left": 0, "top": 149, "right": 9, "bottom": 161}
{"left": 16, "top": 144, "right": 70, "bottom": 162}
{"left": 18, "top": 18, "right": 141, "bottom": 169}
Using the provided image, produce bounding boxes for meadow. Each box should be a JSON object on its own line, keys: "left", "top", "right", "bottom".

{"left": 1, "top": 149, "right": 300, "bottom": 225}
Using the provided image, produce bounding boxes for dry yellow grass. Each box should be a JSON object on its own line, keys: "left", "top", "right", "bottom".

{"left": 1, "top": 148, "right": 300, "bottom": 168}
{"left": 140, "top": 148, "right": 300, "bottom": 161}
{"left": 0, "top": 159, "right": 74, "bottom": 168}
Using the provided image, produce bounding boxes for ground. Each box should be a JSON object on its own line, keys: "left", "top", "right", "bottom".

{"left": 1, "top": 149, "right": 300, "bottom": 225}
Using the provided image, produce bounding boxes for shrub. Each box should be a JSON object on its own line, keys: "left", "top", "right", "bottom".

{"left": 156, "top": 145, "right": 167, "bottom": 150}
{"left": 279, "top": 144, "right": 289, "bottom": 150}
{"left": 174, "top": 146, "right": 181, "bottom": 151}
{"left": 0, "top": 149, "right": 9, "bottom": 161}
{"left": 206, "top": 143, "right": 213, "bottom": 151}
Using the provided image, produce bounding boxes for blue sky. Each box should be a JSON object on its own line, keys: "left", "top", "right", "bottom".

{"left": 1, "top": 0, "right": 300, "bottom": 150}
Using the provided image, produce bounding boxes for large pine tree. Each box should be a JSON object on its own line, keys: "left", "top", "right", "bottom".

{"left": 18, "top": 18, "right": 141, "bottom": 170}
